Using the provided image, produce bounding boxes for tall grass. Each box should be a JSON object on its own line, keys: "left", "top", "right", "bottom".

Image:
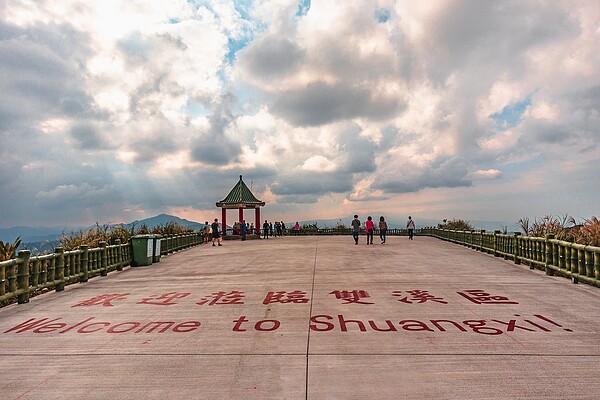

{"left": 0, "top": 236, "right": 21, "bottom": 261}
{"left": 517, "top": 214, "right": 600, "bottom": 247}
{"left": 59, "top": 222, "right": 194, "bottom": 251}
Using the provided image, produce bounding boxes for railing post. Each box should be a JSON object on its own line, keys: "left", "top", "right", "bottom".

{"left": 594, "top": 250, "right": 600, "bottom": 280}
{"left": 584, "top": 247, "right": 593, "bottom": 278}
{"left": 493, "top": 230, "right": 499, "bottom": 257}
{"left": 558, "top": 242, "right": 565, "bottom": 271}
{"left": 545, "top": 234, "right": 555, "bottom": 276}
{"left": 79, "top": 245, "right": 89, "bottom": 283}
{"left": 578, "top": 246, "right": 586, "bottom": 276}
{"left": 479, "top": 230, "right": 485, "bottom": 252}
{"left": 513, "top": 232, "right": 521, "bottom": 264}
{"left": 570, "top": 243, "right": 578, "bottom": 283}
{"left": 16, "top": 250, "right": 31, "bottom": 304}
{"left": 115, "top": 239, "right": 124, "bottom": 271}
{"left": 100, "top": 241, "right": 108, "bottom": 276}
{"left": 55, "top": 247, "right": 65, "bottom": 292}
{"left": 565, "top": 243, "right": 572, "bottom": 272}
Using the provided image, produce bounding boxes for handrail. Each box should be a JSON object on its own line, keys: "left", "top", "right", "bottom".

{"left": 426, "top": 228, "right": 600, "bottom": 288}
{"left": 1, "top": 232, "right": 205, "bottom": 306}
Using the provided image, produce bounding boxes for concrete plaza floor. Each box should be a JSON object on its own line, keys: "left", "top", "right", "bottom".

{"left": 1, "top": 235, "right": 600, "bottom": 399}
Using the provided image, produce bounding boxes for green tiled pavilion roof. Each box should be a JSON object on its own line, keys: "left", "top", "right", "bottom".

{"left": 216, "top": 175, "right": 265, "bottom": 208}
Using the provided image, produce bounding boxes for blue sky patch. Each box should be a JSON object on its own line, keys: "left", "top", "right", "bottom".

{"left": 297, "top": 0, "right": 311, "bottom": 17}
{"left": 490, "top": 95, "right": 532, "bottom": 129}
{"left": 227, "top": 37, "right": 252, "bottom": 64}
{"left": 375, "top": 8, "right": 391, "bottom": 23}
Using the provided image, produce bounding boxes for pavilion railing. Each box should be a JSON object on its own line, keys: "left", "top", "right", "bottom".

{"left": 1, "top": 232, "right": 204, "bottom": 307}
{"left": 425, "top": 228, "right": 600, "bottom": 288}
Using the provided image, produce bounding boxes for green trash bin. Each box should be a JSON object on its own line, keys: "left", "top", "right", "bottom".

{"left": 131, "top": 235, "right": 154, "bottom": 267}
{"left": 152, "top": 235, "right": 162, "bottom": 263}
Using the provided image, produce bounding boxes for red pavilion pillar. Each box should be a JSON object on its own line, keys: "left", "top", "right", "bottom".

{"left": 221, "top": 208, "right": 227, "bottom": 235}
{"left": 255, "top": 207, "right": 260, "bottom": 235}
{"left": 239, "top": 208, "right": 244, "bottom": 226}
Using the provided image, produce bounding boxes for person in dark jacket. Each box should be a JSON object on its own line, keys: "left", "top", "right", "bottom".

{"left": 211, "top": 218, "right": 222, "bottom": 246}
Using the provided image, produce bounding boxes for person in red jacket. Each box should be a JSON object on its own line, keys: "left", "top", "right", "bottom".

{"left": 365, "top": 216, "right": 374, "bottom": 245}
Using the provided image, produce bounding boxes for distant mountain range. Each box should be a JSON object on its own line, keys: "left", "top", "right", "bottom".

{"left": 298, "top": 217, "right": 519, "bottom": 233}
{"left": 1, "top": 213, "right": 519, "bottom": 250}
{"left": 0, "top": 214, "right": 206, "bottom": 244}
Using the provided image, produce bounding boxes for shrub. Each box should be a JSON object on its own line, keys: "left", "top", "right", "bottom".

{"left": 572, "top": 217, "right": 600, "bottom": 247}
{"left": 438, "top": 219, "right": 474, "bottom": 231}
{"left": 0, "top": 236, "right": 22, "bottom": 261}
{"left": 518, "top": 214, "right": 575, "bottom": 241}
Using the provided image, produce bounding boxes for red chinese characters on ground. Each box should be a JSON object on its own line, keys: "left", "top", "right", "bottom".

{"left": 263, "top": 290, "right": 310, "bottom": 304}
{"left": 138, "top": 292, "right": 191, "bottom": 306}
{"left": 392, "top": 290, "right": 448, "bottom": 304}
{"left": 457, "top": 289, "right": 519, "bottom": 305}
{"left": 197, "top": 291, "right": 245, "bottom": 306}
{"left": 71, "top": 294, "right": 129, "bottom": 307}
{"left": 70, "top": 289, "right": 519, "bottom": 307}
{"left": 329, "top": 290, "right": 374, "bottom": 304}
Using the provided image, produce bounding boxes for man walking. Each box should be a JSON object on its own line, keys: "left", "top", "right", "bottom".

{"left": 351, "top": 214, "right": 361, "bottom": 245}
{"left": 407, "top": 216, "right": 416, "bottom": 240}
{"left": 211, "top": 218, "right": 222, "bottom": 246}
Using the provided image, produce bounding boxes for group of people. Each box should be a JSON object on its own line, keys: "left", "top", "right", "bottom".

{"left": 204, "top": 218, "right": 302, "bottom": 246}
{"left": 351, "top": 215, "right": 416, "bottom": 245}
{"left": 205, "top": 215, "right": 416, "bottom": 247}
{"left": 261, "top": 220, "right": 287, "bottom": 239}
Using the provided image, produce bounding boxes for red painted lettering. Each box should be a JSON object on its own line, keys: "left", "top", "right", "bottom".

{"left": 59, "top": 317, "right": 96, "bottom": 333}
{"left": 462, "top": 320, "right": 503, "bottom": 335}
{"left": 107, "top": 322, "right": 141, "bottom": 333}
{"left": 232, "top": 316, "right": 249, "bottom": 332}
{"left": 78, "top": 322, "right": 111, "bottom": 333}
{"left": 32, "top": 323, "right": 68, "bottom": 334}
{"left": 429, "top": 319, "right": 467, "bottom": 332}
{"left": 3, "top": 318, "right": 61, "bottom": 333}
{"left": 309, "top": 314, "right": 335, "bottom": 332}
{"left": 135, "top": 321, "right": 175, "bottom": 334}
{"left": 338, "top": 315, "right": 367, "bottom": 332}
{"left": 491, "top": 319, "right": 535, "bottom": 332}
{"left": 368, "top": 320, "right": 397, "bottom": 332}
{"left": 399, "top": 320, "right": 434, "bottom": 332}
{"left": 254, "top": 320, "right": 280, "bottom": 332}
{"left": 173, "top": 321, "right": 201, "bottom": 333}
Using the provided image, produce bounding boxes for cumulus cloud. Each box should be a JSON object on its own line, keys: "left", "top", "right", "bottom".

{"left": 1, "top": 0, "right": 599, "bottom": 227}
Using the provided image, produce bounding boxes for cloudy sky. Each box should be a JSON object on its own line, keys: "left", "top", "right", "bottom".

{"left": 1, "top": 0, "right": 599, "bottom": 228}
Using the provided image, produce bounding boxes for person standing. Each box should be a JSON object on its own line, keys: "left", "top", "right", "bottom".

{"left": 379, "top": 216, "right": 388, "bottom": 244}
{"left": 263, "top": 220, "right": 270, "bottom": 239}
{"left": 240, "top": 220, "right": 247, "bottom": 241}
{"left": 294, "top": 222, "right": 300, "bottom": 236}
{"left": 204, "top": 221, "right": 210, "bottom": 244}
{"left": 351, "top": 214, "right": 361, "bottom": 245}
{"left": 211, "top": 218, "right": 222, "bottom": 246}
{"left": 281, "top": 221, "right": 286, "bottom": 236}
{"left": 407, "top": 216, "right": 416, "bottom": 240}
{"left": 365, "top": 216, "right": 374, "bottom": 245}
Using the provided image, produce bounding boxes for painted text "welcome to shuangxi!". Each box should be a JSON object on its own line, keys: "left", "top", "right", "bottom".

{"left": 4, "top": 314, "right": 572, "bottom": 336}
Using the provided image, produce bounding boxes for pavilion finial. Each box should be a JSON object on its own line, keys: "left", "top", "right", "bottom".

{"left": 240, "top": 175, "right": 243, "bottom": 180}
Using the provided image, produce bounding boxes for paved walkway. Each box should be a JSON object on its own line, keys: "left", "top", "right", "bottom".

{"left": 1, "top": 236, "right": 600, "bottom": 399}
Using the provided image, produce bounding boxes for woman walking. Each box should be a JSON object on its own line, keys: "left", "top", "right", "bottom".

{"left": 365, "top": 216, "right": 374, "bottom": 245}
{"left": 379, "top": 216, "right": 388, "bottom": 244}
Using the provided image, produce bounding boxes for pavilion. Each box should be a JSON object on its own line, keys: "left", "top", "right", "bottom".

{"left": 216, "top": 175, "right": 266, "bottom": 235}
